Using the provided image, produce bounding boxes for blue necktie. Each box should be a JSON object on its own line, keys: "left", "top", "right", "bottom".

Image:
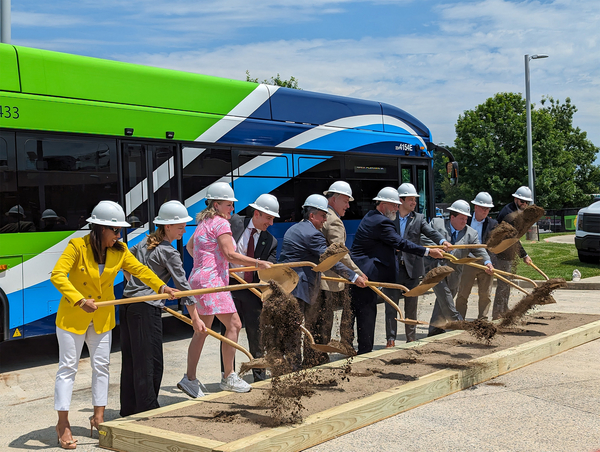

{"left": 451, "top": 230, "right": 458, "bottom": 245}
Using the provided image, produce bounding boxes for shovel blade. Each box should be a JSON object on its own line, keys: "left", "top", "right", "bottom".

{"left": 452, "top": 257, "right": 483, "bottom": 265}
{"left": 403, "top": 282, "right": 438, "bottom": 297}
{"left": 396, "top": 317, "right": 429, "bottom": 326}
{"left": 312, "top": 251, "right": 348, "bottom": 272}
{"left": 257, "top": 267, "right": 299, "bottom": 297}
{"left": 488, "top": 237, "right": 520, "bottom": 254}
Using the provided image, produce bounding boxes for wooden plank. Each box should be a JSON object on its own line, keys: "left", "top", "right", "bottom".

{"left": 101, "top": 421, "right": 225, "bottom": 452}
{"left": 100, "top": 320, "right": 600, "bottom": 452}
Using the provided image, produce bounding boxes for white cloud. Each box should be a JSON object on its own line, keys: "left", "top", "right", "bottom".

{"left": 12, "top": 11, "right": 85, "bottom": 27}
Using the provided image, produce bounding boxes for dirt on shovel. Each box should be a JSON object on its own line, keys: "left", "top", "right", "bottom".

{"left": 319, "top": 242, "right": 349, "bottom": 262}
{"left": 422, "top": 265, "right": 454, "bottom": 284}
{"left": 499, "top": 278, "right": 567, "bottom": 327}
{"left": 507, "top": 205, "right": 546, "bottom": 237}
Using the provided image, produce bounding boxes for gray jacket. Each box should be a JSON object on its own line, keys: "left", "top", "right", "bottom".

{"left": 123, "top": 237, "right": 195, "bottom": 307}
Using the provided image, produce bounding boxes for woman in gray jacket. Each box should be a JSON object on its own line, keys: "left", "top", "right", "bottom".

{"left": 119, "top": 201, "right": 206, "bottom": 417}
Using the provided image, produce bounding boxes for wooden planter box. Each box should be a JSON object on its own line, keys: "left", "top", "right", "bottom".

{"left": 99, "top": 317, "right": 600, "bottom": 452}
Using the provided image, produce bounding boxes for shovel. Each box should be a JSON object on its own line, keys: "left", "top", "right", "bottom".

{"left": 229, "top": 266, "right": 299, "bottom": 300}
{"left": 426, "top": 237, "right": 520, "bottom": 255}
{"left": 402, "top": 265, "right": 455, "bottom": 298}
{"left": 299, "top": 323, "right": 355, "bottom": 355}
{"left": 95, "top": 282, "right": 271, "bottom": 307}
{"left": 162, "top": 306, "right": 254, "bottom": 360}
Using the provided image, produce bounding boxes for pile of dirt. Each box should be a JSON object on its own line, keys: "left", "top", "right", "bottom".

{"left": 507, "top": 205, "right": 546, "bottom": 237}
{"left": 486, "top": 222, "right": 518, "bottom": 248}
{"left": 319, "top": 242, "right": 349, "bottom": 263}
{"left": 499, "top": 278, "right": 567, "bottom": 327}
{"left": 422, "top": 265, "right": 454, "bottom": 284}
{"left": 444, "top": 318, "right": 498, "bottom": 344}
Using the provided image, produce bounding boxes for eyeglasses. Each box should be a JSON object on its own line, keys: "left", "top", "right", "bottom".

{"left": 107, "top": 226, "right": 122, "bottom": 234}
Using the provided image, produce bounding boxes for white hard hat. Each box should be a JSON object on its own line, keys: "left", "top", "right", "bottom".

{"left": 86, "top": 201, "right": 131, "bottom": 227}
{"left": 250, "top": 193, "right": 280, "bottom": 218}
{"left": 373, "top": 187, "right": 402, "bottom": 205}
{"left": 471, "top": 192, "right": 494, "bottom": 208}
{"left": 206, "top": 182, "right": 238, "bottom": 202}
{"left": 447, "top": 200, "right": 472, "bottom": 217}
{"left": 6, "top": 205, "right": 25, "bottom": 217}
{"left": 41, "top": 209, "right": 58, "bottom": 219}
{"left": 154, "top": 200, "right": 193, "bottom": 225}
{"left": 397, "top": 183, "right": 420, "bottom": 198}
{"left": 303, "top": 194, "right": 329, "bottom": 213}
{"left": 323, "top": 181, "right": 354, "bottom": 201}
{"left": 512, "top": 186, "right": 533, "bottom": 202}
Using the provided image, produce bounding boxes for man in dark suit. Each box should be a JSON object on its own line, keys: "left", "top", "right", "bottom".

{"left": 492, "top": 186, "right": 533, "bottom": 319}
{"left": 279, "top": 194, "right": 367, "bottom": 365}
{"left": 383, "top": 183, "right": 450, "bottom": 346}
{"left": 227, "top": 194, "right": 279, "bottom": 381}
{"left": 350, "top": 187, "right": 444, "bottom": 355}
{"left": 455, "top": 192, "right": 499, "bottom": 320}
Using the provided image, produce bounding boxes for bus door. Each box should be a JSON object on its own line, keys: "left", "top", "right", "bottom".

{"left": 120, "top": 142, "right": 179, "bottom": 243}
{"left": 400, "top": 160, "right": 433, "bottom": 219}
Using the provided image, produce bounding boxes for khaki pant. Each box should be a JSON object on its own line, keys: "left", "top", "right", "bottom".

{"left": 455, "top": 264, "right": 494, "bottom": 320}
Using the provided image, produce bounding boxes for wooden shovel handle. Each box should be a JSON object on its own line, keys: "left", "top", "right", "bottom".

{"left": 230, "top": 261, "right": 316, "bottom": 273}
{"left": 320, "top": 276, "right": 409, "bottom": 292}
{"left": 95, "top": 283, "right": 268, "bottom": 307}
{"left": 230, "top": 272, "right": 263, "bottom": 298}
{"left": 463, "top": 262, "right": 529, "bottom": 295}
{"left": 530, "top": 262, "right": 549, "bottom": 280}
{"left": 163, "top": 307, "right": 254, "bottom": 360}
{"left": 368, "top": 285, "right": 405, "bottom": 320}
{"left": 426, "top": 244, "right": 486, "bottom": 249}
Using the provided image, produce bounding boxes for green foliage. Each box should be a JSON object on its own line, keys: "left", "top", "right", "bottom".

{"left": 245, "top": 70, "right": 301, "bottom": 90}
{"left": 452, "top": 93, "right": 600, "bottom": 209}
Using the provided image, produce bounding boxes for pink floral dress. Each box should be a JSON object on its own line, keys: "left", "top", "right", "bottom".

{"left": 188, "top": 215, "right": 237, "bottom": 315}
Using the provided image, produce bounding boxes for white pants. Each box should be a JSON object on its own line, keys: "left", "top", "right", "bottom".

{"left": 55, "top": 324, "right": 112, "bottom": 411}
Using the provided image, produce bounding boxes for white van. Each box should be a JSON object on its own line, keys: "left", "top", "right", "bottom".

{"left": 575, "top": 201, "right": 600, "bottom": 263}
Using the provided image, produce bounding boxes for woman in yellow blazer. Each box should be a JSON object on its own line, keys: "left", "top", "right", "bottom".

{"left": 51, "top": 201, "right": 176, "bottom": 449}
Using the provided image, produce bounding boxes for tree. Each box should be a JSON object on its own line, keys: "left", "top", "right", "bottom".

{"left": 452, "top": 92, "right": 600, "bottom": 209}
{"left": 245, "top": 70, "right": 301, "bottom": 90}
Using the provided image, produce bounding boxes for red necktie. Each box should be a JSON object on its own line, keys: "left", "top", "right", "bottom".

{"left": 244, "top": 228, "right": 257, "bottom": 283}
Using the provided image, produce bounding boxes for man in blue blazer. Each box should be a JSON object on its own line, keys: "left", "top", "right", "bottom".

{"left": 350, "top": 187, "right": 444, "bottom": 355}
{"left": 279, "top": 194, "right": 367, "bottom": 363}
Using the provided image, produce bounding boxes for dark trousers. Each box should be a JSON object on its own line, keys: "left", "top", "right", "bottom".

{"left": 384, "top": 263, "right": 419, "bottom": 342}
{"left": 119, "top": 302, "right": 163, "bottom": 417}
{"left": 351, "top": 285, "right": 378, "bottom": 355}
{"left": 220, "top": 289, "right": 265, "bottom": 381}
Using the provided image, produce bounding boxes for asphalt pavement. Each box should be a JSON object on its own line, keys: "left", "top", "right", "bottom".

{"left": 1, "top": 279, "right": 599, "bottom": 452}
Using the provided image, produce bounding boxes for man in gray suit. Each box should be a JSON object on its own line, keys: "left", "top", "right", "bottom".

{"left": 319, "top": 181, "right": 366, "bottom": 355}
{"left": 422, "top": 200, "right": 494, "bottom": 336}
{"left": 384, "top": 183, "right": 451, "bottom": 345}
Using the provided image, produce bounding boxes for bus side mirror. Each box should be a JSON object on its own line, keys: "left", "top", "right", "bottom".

{"left": 446, "top": 161, "right": 459, "bottom": 186}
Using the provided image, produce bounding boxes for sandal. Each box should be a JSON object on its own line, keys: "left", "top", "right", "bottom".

{"left": 55, "top": 425, "right": 77, "bottom": 450}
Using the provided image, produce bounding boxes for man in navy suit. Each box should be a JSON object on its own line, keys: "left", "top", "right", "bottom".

{"left": 279, "top": 194, "right": 367, "bottom": 364}
{"left": 227, "top": 194, "right": 279, "bottom": 381}
{"left": 350, "top": 187, "right": 445, "bottom": 355}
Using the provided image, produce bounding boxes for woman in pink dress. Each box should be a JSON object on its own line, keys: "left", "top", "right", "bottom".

{"left": 177, "top": 182, "right": 271, "bottom": 396}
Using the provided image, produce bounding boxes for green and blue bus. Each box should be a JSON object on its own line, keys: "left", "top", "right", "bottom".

{"left": 0, "top": 44, "right": 453, "bottom": 341}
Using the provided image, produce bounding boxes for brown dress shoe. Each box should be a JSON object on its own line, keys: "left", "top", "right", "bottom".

{"left": 386, "top": 339, "right": 395, "bottom": 348}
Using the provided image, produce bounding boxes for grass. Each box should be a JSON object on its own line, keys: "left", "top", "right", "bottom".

{"left": 514, "top": 235, "right": 600, "bottom": 281}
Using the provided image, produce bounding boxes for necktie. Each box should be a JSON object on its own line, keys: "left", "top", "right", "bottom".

{"left": 451, "top": 230, "right": 458, "bottom": 245}
{"left": 244, "top": 228, "right": 257, "bottom": 283}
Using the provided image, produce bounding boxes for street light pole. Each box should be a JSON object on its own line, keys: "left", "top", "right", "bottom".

{"left": 524, "top": 53, "right": 548, "bottom": 204}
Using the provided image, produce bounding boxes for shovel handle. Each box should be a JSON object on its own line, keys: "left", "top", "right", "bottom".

{"left": 95, "top": 283, "right": 269, "bottom": 307}
{"left": 230, "top": 272, "right": 264, "bottom": 298}
{"left": 529, "top": 262, "right": 549, "bottom": 281}
{"left": 463, "top": 262, "right": 529, "bottom": 295}
{"left": 369, "top": 285, "right": 405, "bottom": 320}
{"left": 427, "top": 244, "right": 485, "bottom": 249}
{"left": 163, "top": 307, "right": 254, "bottom": 360}
{"left": 230, "top": 261, "right": 316, "bottom": 273}
{"left": 320, "top": 276, "right": 409, "bottom": 292}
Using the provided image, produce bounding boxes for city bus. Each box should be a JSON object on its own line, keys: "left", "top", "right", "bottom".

{"left": 0, "top": 44, "right": 453, "bottom": 341}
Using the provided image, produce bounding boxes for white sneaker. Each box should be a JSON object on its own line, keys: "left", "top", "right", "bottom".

{"left": 220, "top": 372, "right": 252, "bottom": 393}
{"left": 177, "top": 374, "right": 205, "bottom": 398}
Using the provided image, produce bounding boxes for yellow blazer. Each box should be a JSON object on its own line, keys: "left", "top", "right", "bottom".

{"left": 51, "top": 235, "right": 166, "bottom": 335}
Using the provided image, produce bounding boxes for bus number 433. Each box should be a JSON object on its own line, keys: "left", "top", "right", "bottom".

{"left": 0, "top": 106, "right": 19, "bottom": 119}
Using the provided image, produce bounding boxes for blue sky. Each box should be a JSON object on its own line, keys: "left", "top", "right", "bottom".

{"left": 9, "top": 0, "right": 600, "bottom": 162}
